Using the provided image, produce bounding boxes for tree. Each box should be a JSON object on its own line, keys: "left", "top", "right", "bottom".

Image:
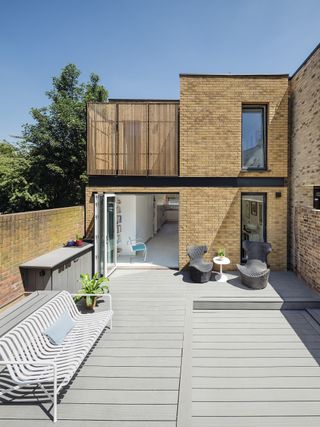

{"left": 22, "top": 64, "right": 108, "bottom": 208}
{"left": 0, "top": 141, "right": 47, "bottom": 213}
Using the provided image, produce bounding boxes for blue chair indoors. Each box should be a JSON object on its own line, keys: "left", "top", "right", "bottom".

{"left": 127, "top": 237, "right": 147, "bottom": 262}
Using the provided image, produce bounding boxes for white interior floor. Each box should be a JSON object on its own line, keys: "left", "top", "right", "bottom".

{"left": 117, "top": 222, "right": 179, "bottom": 268}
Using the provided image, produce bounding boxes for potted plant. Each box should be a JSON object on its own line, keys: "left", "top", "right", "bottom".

{"left": 74, "top": 273, "right": 109, "bottom": 310}
{"left": 217, "top": 248, "right": 225, "bottom": 260}
{"left": 75, "top": 234, "right": 84, "bottom": 247}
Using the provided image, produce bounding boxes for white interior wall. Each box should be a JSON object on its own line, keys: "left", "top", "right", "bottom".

{"left": 136, "top": 194, "right": 154, "bottom": 242}
{"left": 118, "top": 195, "right": 136, "bottom": 255}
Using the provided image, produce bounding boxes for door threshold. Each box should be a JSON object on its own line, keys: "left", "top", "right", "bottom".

{"left": 116, "top": 262, "right": 178, "bottom": 270}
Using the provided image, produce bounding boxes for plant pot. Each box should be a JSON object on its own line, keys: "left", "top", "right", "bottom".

{"left": 75, "top": 239, "right": 84, "bottom": 247}
{"left": 85, "top": 296, "right": 97, "bottom": 310}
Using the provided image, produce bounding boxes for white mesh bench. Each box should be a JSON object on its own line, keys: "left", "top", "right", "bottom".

{"left": 0, "top": 290, "right": 113, "bottom": 422}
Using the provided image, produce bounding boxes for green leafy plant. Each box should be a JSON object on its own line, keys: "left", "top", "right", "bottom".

{"left": 74, "top": 273, "right": 109, "bottom": 308}
{"left": 217, "top": 248, "right": 225, "bottom": 258}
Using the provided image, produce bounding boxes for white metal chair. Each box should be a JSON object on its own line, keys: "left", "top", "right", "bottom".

{"left": 0, "top": 290, "right": 113, "bottom": 422}
{"left": 127, "top": 237, "right": 147, "bottom": 262}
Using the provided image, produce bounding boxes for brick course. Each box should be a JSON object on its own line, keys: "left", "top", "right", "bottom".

{"left": 0, "top": 206, "right": 84, "bottom": 307}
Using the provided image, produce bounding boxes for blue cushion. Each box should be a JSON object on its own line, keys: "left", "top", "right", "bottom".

{"left": 43, "top": 311, "right": 76, "bottom": 345}
{"left": 132, "top": 243, "right": 145, "bottom": 252}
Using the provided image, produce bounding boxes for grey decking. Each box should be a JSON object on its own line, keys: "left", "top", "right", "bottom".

{"left": 191, "top": 309, "right": 320, "bottom": 426}
{"left": 1, "top": 269, "right": 320, "bottom": 425}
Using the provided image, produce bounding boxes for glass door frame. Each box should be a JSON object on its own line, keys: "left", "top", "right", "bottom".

{"left": 94, "top": 193, "right": 117, "bottom": 277}
{"left": 105, "top": 193, "right": 117, "bottom": 276}
{"left": 240, "top": 192, "right": 267, "bottom": 263}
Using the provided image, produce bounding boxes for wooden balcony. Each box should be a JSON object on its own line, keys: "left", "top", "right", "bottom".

{"left": 87, "top": 101, "right": 179, "bottom": 176}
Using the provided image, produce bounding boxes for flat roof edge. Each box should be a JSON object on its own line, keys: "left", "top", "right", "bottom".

{"left": 108, "top": 98, "right": 179, "bottom": 103}
{"left": 290, "top": 42, "right": 320, "bottom": 79}
{"left": 180, "top": 73, "right": 289, "bottom": 78}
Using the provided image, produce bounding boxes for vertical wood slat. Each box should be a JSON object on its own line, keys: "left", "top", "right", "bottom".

{"left": 87, "top": 102, "right": 178, "bottom": 176}
{"left": 148, "top": 104, "right": 178, "bottom": 176}
{"left": 87, "top": 103, "right": 117, "bottom": 175}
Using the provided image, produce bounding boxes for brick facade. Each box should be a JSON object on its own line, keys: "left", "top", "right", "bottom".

{"left": 294, "top": 207, "right": 320, "bottom": 290}
{"left": 86, "top": 75, "right": 289, "bottom": 273}
{"left": 180, "top": 75, "right": 288, "bottom": 178}
{"left": 86, "top": 186, "right": 287, "bottom": 271}
{"left": 289, "top": 45, "right": 320, "bottom": 289}
{"left": 0, "top": 206, "right": 84, "bottom": 307}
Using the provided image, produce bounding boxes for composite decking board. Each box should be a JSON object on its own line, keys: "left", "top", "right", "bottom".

{"left": 192, "top": 349, "right": 320, "bottom": 357}
{"left": 2, "top": 270, "right": 320, "bottom": 425}
{"left": 91, "top": 348, "right": 182, "bottom": 357}
{"left": 192, "top": 341, "right": 320, "bottom": 349}
{"left": 0, "top": 403, "right": 178, "bottom": 420}
{"left": 192, "top": 417, "right": 320, "bottom": 427}
{"left": 193, "top": 376, "right": 320, "bottom": 388}
{"left": 70, "top": 376, "right": 180, "bottom": 390}
{"left": 192, "top": 357, "right": 320, "bottom": 367}
{"left": 96, "top": 340, "right": 183, "bottom": 348}
{"left": 193, "top": 388, "right": 320, "bottom": 401}
{"left": 192, "top": 401, "right": 320, "bottom": 416}
{"left": 2, "top": 422, "right": 177, "bottom": 427}
{"left": 84, "top": 356, "right": 182, "bottom": 367}
{"left": 193, "top": 366, "right": 320, "bottom": 377}
{"left": 0, "top": 292, "right": 58, "bottom": 336}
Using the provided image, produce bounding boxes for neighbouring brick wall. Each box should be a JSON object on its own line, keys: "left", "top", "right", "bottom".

{"left": 0, "top": 206, "right": 84, "bottom": 307}
{"left": 294, "top": 207, "right": 320, "bottom": 291}
{"left": 180, "top": 75, "right": 288, "bottom": 177}
{"left": 86, "top": 186, "right": 287, "bottom": 271}
{"left": 289, "top": 45, "right": 320, "bottom": 276}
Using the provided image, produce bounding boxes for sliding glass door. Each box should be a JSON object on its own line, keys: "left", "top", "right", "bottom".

{"left": 241, "top": 193, "right": 266, "bottom": 262}
{"left": 94, "top": 193, "right": 117, "bottom": 276}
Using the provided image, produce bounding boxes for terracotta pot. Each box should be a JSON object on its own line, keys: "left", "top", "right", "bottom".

{"left": 75, "top": 239, "right": 84, "bottom": 247}
{"left": 85, "top": 296, "right": 97, "bottom": 310}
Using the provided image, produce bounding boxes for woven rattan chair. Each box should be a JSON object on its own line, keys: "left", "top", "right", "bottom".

{"left": 237, "top": 241, "right": 272, "bottom": 289}
{"left": 187, "top": 245, "right": 213, "bottom": 283}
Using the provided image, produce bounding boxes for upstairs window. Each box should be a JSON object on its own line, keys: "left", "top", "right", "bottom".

{"left": 242, "top": 105, "right": 267, "bottom": 170}
{"left": 314, "top": 187, "right": 320, "bottom": 209}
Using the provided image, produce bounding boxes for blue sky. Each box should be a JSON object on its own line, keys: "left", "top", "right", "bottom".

{"left": 1, "top": 0, "right": 319, "bottom": 141}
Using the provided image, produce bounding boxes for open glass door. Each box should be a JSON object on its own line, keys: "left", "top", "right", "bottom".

{"left": 241, "top": 193, "right": 266, "bottom": 262}
{"left": 94, "top": 193, "right": 117, "bottom": 277}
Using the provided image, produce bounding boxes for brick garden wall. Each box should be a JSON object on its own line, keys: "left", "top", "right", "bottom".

{"left": 86, "top": 186, "right": 287, "bottom": 271}
{"left": 289, "top": 45, "right": 320, "bottom": 277}
{"left": 294, "top": 207, "right": 320, "bottom": 291}
{"left": 0, "top": 206, "right": 84, "bottom": 307}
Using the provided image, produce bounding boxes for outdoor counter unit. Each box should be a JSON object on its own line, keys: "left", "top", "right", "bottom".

{"left": 20, "top": 243, "right": 93, "bottom": 293}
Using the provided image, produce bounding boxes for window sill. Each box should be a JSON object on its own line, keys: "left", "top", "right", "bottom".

{"left": 240, "top": 169, "right": 271, "bottom": 173}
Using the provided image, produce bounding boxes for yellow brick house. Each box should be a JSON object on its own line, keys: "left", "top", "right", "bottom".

{"left": 85, "top": 73, "right": 289, "bottom": 275}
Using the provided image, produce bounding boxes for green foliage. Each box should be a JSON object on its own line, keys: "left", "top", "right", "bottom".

{"left": 0, "top": 141, "right": 48, "bottom": 213}
{"left": 20, "top": 64, "right": 108, "bottom": 209}
{"left": 74, "top": 272, "right": 109, "bottom": 307}
{"left": 217, "top": 248, "right": 225, "bottom": 257}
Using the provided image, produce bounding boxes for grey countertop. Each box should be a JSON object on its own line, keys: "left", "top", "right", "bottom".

{"left": 20, "top": 243, "right": 93, "bottom": 270}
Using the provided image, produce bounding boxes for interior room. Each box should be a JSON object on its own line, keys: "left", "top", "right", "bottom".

{"left": 116, "top": 193, "right": 179, "bottom": 268}
{"left": 241, "top": 193, "right": 265, "bottom": 261}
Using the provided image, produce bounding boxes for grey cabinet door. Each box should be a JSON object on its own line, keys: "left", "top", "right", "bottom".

{"left": 52, "top": 263, "right": 69, "bottom": 291}
{"left": 70, "top": 257, "right": 81, "bottom": 293}
{"left": 21, "top": 268, "right": 51, "bottom": 291}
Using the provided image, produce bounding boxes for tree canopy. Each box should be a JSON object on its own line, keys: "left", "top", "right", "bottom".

{"left": 0, "top": 64, "right": 108, "bottom": 213}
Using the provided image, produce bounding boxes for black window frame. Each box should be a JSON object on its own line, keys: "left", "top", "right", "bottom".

{"left": 314, "top": 186, "right": 320, "bottom": 210}
{"left": 241, "top": 104, "right": 268, "bottom": 171}
{"left": 240, "top": 192, "right": 267, "bottom": 263}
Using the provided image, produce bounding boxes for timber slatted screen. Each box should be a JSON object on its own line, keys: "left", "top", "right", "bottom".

{"left": 149, "top": 104, "right": 178, "bottom": 176}
{"left": 118, "top": 104, "right": 148, "bottom": 175}
{"left": 87, "top": 103, "right": 117, "bottom": 175}
{"left": 87, "top": 102, "right": 178, "bottom": 176}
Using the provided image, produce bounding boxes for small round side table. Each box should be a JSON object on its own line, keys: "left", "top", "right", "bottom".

{"left": 213, "top": 256, "right": 231, "bottom": 282}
